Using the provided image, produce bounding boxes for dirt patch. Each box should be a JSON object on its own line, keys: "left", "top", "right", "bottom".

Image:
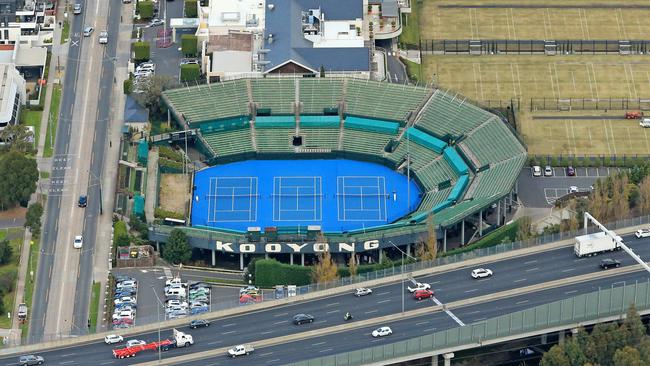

{"left": 0, "top": 207, "right": 26, "bottom": 220}
{"left": 159, "top": 174, "right": 190, "bottom": 214}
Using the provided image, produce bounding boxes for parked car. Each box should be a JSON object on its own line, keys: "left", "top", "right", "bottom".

{"left": 635, "top": 229, "right": 650, "bottom": 238}
{"left": 544, "top": 165, "right": 553, "bottom": 176}
{"left": 532, "top": 165, "right": 542, "bottom": 177}
{"left": 104, "top": 334, "right": 124, "bottom": 344}
{"left": 354, "top": 288, "right": 372, "bottom": 297}
{"left": 569, "top": 186, "right": 579, "bottom": 194}
{"left": 18, "top": 355, "right": 44, "bottom": 365}
{"left": 470, "top": 268, "right": 493, "bottom": 279}
{"left": 293, "top": 313, "right": 314, "bottom": 325}
{"left": 189, "top": 319, "right": 210, "bottom": 329}
{"left": 371, "top": 326, "right": 392, "bottom": 338}
{"left": 165, "top": 299, "right": 187, "bottom": 308}
{"left": 116, "top": 280, "right": 137, "bottom": 289}
{"left": 407, "top": 282, "right": 430, "bottom": 293}
{"left": 180, "top": 58, "right": 199, "bottom": 65}
{"left": 114, "top": 296, "right": 136, "bottom": 306}
{"left": 413, "top": 289, "right": 434, "bottom": 300}
{"left": 600, "top": 258, "right": 621, "bottom": 270}
{"left": 567, "top": 166, "right": 576, "bottom": 176}
{"left": 190, "top": 282, "right": 210, "bottom": 290}
{"left": 190, "top": 306, "right": 209, "bottom": 315}
{"left": 148, "top": 18, "right": 164, "bottom": 27}
{"left": 240, "top": 285, "right": 259, "bottom": 294}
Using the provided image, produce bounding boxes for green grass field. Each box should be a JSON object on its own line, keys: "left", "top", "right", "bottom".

{"left": 89, "top": 282, "right": 100, "bottom": 332}
{"left": 60, "top": 20, "right": 69, "bottom": 44}
{"left": 20, "top": 234, "right": 40, "bottom": 339}
{"left": 44, "top": 85, "right": 62, "bottom": 158}
{"left": 421, "top": 0, "right": 650, "bottom": 40}
{"left": 0, "top": 228, "right": 24, "bottom": 329}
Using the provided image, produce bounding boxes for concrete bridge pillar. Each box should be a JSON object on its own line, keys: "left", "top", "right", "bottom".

{"left": 559, "top": 330, "right": 565, "bottom": 344}
{"left": 431, "top": 354, "right": 438, "bottom": 366}
{"left": 406, "top": 243, "right": 411, "bottom": 257}
{"left": 211, "top": 249, "right": 216, "bottom": 266}
{"left": 541, "top": 333, "right": 548, "bottom": 345}
{"left": 239, "top": 253, "right": 244, "bottom": 270}
{"left": 461, "top": 220, "right": 465, "bottom": 245}
{"left": 265, "top": 253, "right": 269, "bottom": 259}
{"left": 301, "top": 253, "right": 305, "bottom": 266}
{"left": 290, "top": 254, "right": 294, "bottom": 265}
{"left": 479, "top": 211, "right": 483, "bottom": 236}
{"left": 442, "top": 352, "right": 454, "bottom": 366}
{"left": 443, "top": 228, "right": 447, "bottom": 252}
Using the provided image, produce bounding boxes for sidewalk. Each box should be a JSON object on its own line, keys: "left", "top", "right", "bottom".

{"left": 144, "top": 148, "right": 159, "bottom": 223}
{"left": 92, "top": 2, "right": 134, "bottom": 333}
{"left": 10, "top": 5, "right": 68, "bottom": 346}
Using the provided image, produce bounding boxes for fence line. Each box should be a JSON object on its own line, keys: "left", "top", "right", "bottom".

{"left": 418, "top": 39, "right": 650, "bottom": 55}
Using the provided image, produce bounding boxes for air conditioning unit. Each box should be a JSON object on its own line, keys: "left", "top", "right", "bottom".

{"left": 267, "top": 4, "right": 274, "bottom": 10}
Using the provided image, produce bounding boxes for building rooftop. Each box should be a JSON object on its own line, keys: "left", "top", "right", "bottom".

{"left": 207, "top": 0, "right": 265, "bottom": 31}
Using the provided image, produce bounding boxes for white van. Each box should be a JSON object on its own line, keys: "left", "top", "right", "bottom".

{"left": 165, "top": 287, "right": 186, "bottom": 297}
{"left": 640, "top": 118, "right": 650, "bottom": 128}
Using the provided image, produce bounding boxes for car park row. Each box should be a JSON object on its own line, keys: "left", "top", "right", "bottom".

{"left": 164, "top": 277, "right": 211, "bottom": 319}
{"left": 112, "top": 275, "right": 139, "bottom": 330}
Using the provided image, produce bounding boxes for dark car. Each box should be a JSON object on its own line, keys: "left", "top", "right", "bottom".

{"left": 600, "top": 259, "right": 621, "bottom": 269}
{"left": 114, "top": 275, "right": 135, "bottom": 283}
{"left": 189, "top": 282, "right": 210, "bottom": 290}
{"left": 189, "top": 319, "right": 210, "bottom": 329}
{"left": 293, "top": 313, "right": 314, "bottom": 325}
{"left": 18, "top": 355, "right": 44, "bottom": 365}
{"left": 114, "top": 291, "right": 136, "bottom": 299}
{"left": 567, "top": 166, "right": 575, "bottom": 176}
{"left": 78, "top": 195, "right": 87, "bottom": 207}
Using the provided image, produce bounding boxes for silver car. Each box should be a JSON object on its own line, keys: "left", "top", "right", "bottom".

{"left": 83, "top": 26, "right": 94, "bottom": 37}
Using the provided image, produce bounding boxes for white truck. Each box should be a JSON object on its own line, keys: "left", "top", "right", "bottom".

{"left": 574, "top": 232, "right": 622, "bottom": 257}
{"left": 227, "top": 344, "right": 254, "bottom": 357}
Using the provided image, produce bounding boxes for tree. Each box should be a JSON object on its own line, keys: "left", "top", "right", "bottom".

{"left": 540, "top": 344, "right": 570, "bottom": 366}
{"left": 0, "top": 151, "right": 38, "bottom": 209}
{"left": 0, "top": 240, "right": 12, "bottom": 265}
{"left": 588, "top": 179, "right": 608, "bottom": 222}
{"left": 417, "top": 213, "right": 438, "bottom": 261}
{"left": 614, "top": 346, "right": 643, "bottom": 366}
{"left": 137, "top": 0, "right": 154, "bottom": 19}
{"left": 639, "top": 175, "right": 650, "bottom": 215}
{"left": 133, "top": 41, "right": 150, "bottom": 62}
{"left": 348, "top": 253, "right": 357, "bottom": 277}
{"left": 181, "top": 35, "right": 198, "bottom": 57}
{"left": 311, "top": 250, "right": 339, "bottom": 284}
{"left": 180, "top": 64, "right": 200, "bottom": 82}
{"left": 184, "top": 0, "right": 198, "bottom": 17}
{"left": 623, "top": 305, "right": 646, "bottom": 346}
{"left": 24, "top": 202, "right": 43, "bottom": 238}
{"left": 609, "top": 173, "right": 630, "bottom": 220}
{"left": 516, "top": 215, "right": 534, "bottom": 241}
{"left": 561, "top": 201, "right": 579, "bottom": 233}
{"left": 132, "top": 75, "right": 178, "bottom": 117}
{"left": 162, "top": 229, "right": 192, "bottom": 264}
{"left": 0, "top": 124, "right": 36, "bottom": 154}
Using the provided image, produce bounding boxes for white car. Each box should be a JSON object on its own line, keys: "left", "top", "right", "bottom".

{"left": 112, "top": 309, "right": 135, "bottom": 320}
{"left": 471, "top": 268, "right": 493, "bottom": 279}
{"left": 98, "top": 31, "right": 108, "bottom": 44}
{"left": 544, "top": 165, "right": 553, "bottom": 176}
{"left": 126, "top": 339, "right": 145, "bottom": 347}
{"left": 640, "top": 118, "right": 650, "bottom": 128}
{"left": 73, "top": 235, "right": 83, "bottom": 249}
{"left": 354, "top": 288, "right": 372, "bottom": 297}
{"left": 116, "top": 280, "right": 137, "bottom": 289}
{"left": 136, "top": 63, "right": 155, "bottom": 73}
{"left": 165, "top": 299, "right": 187, "bottom": 308}
{"left": 371, "top": 326, "right": 393, "bottom": 338}
{"left": 532, "top": 165, "right": 542, "bottom": 177}
{"left": 133, "top": 69, "right": 153, "bottom": 78}
{"left": 104, "top": 334, "right": 124, "bottom": 344}
{"left": 407, "top": 282, "right": 431, "bottom": 293}
{"left": 636, "top": 229, "right": 650, "bottom": 238}
{"left": 569, "top": 186, "right": 578, "bottom": 194}
{"left": 114, "top": 296, "right": 136, "bottom": 305}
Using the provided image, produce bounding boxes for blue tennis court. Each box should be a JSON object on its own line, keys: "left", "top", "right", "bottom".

{"left": 192, "top": 160, "right": 421, "bottom": 232}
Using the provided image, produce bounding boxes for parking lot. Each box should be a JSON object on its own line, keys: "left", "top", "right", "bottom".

{"left": 517, "top": 167, "right": 627, "bottom": 207}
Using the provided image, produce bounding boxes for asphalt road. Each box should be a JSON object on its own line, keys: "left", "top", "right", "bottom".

{"left": 70, "top": 0, "right": 120, "bottom": 336}
{"left": 11, "top": 233, "right": 650, "bottom": 364}
{"left": 29, "top": 0, "right": 88, "bottom": 343}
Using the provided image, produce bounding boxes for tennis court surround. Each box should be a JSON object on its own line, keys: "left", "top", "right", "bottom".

{"left": 192, "top": 160, "right": 421, "bottom": 232}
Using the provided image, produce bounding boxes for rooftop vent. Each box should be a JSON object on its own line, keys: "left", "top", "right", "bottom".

{"left": 267, "top": 4, "right": 274, "bottom": 10}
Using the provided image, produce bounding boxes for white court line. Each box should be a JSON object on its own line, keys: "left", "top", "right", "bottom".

{"left": 432, "top": 297, "right": 465, "bottom": 326}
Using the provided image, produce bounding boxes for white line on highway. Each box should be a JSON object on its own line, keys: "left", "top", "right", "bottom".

{"left": 267, "top": 359, "right": 281, "bottom": 363}
{"left": 325, "top": 302, "right": 339, "bottom": 307}
{"left": 365, "top": 309, "right": 378, "bottom": 314}
{"left": 565, "top": 290, "right": 578, "bottom": 294}
{"left": 222, "top": 330, "right": 236, "bottom": 335}
{"left": 207, "top": 340, "right": 222, "bottom": 345}
{"left": 314, "top": 320, "right": 327, "bottom": 324}
{"left": 100, "top": 362, "right": 114, "bottom": 365}
{"left": 59, "top": 362, "right": 75, "bottom": 365}
{"left": 259, "top": 352, "right": 274, "bottom": 357}
{"left": 516, "top": 300, "right": 529, "bottom": 305}
{"left": 223, "top": 323, "right": 236, "bottom": 327}
{"left": 326, "top": 310, "right": 340, "bottom": 314}
{"left": 525, "top": 267, "right": 539, "bottom": 272}
{"left": 562, "top": 268, "right": 576, "bottom": 273}
{"left": 466, "top": 310, "right": 480, "bottom": 315}
{"left": 432, "top": 297, "right": 465, "bottom": 326}
{"left": 514, "top": 278, "right": 527, "bottom": 283}
{"left": 475, "top": 317, "right": 486, "bottom": 322}
{"left": 422, "top": 327, "right": 437, "bottom": 333}
{"left": 377, "top": 299, "right": 391, "bottom": 304}
{"left": 376, "top": 291, "right": 390, "bottom": 296}
{"left": 260, "top": 330, "right": 273, "bottom": 335}
{"left": 273, "top": 320, "right": 287, "bottom": 325}
{"left": 312, "top": 341, "right": 326, "bottom": 346}
{"left": 319, "top": 348, "right": 333, "bottom": 353}
{"left": 430, "top": 281, "right": 440, "bottom": 285}
{"left": 61, "top": 354, "right": 76, "bottom": 357}
{"left": 524, "top": 260, "right": 538, "bottom": 264}
{"left": 273, "top": 312, "right": 288, "bottom": 317}
{"left": 464, "top": 289, "right": 478, "bottom": 293}
{"left": 574, "top": 258, "right": 586, "bottom": 262}
{"left": 415, "top": 321, "right": 429, "bottom": 325}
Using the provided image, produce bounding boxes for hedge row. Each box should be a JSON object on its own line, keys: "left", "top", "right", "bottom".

{"left": 255, "top": 259, "right": 312, "bottom": 287}
{"left": 441, "top": 220, "right": 520, "bottom": 257}
{"left": 528, "top": 155, "right": 649, "bottom": 169}
{"left": 158, "top": 146, "right": 184, "bottom": 163}
{"left": 154, "top": 207, "right": 184, "bottom": 220}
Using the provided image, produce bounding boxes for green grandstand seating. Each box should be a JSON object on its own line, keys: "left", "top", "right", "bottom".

{"left": 415, "top": 158, "right": 458, "bottom": 191}
{"left": 413, "top": 188, "right": 452, "bottom": 215}
{"left": 459, "top": 119, "right": 526, "bottom": 167}
{"left": 341, "top": 128, "right": 395, "bottom": 157}
{"left": 255, "top": 127, "right": 295, "bottom": 152}
{"left": 299, "top": 79, "right": 343, "bottom": 114}
{"left": 345, "top": 79, "right": 429, "bottom": 122}
{"left": 301, "top": 127, "right": 340, "bottom": 149}
{"left": 201, "top": 128, "right": 254, "bottom": 157}
{"left": 387, "top": 139, "right": 440, "bottom": 171}
{"left": 416, "top": 90, "right": 494, "bottom": 137}
{"left": 163, "top": 79, "right": 249, "bottom": 124}
{"left": 466, "top": 154, "right": 526, "bottom": 198}
{"left": 251, "top": 78, "right": 296, "bottom": 115}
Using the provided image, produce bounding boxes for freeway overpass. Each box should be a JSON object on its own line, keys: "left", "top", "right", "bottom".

{"left": 5, "top": 231, "right": 650, "bottom": 365}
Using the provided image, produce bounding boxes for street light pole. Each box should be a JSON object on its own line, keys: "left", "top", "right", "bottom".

{"left": 388, "top": 240, "right": 416, "bottom": 314}
{"left": 151, "top": 286, "right": 163, "bottom": 363}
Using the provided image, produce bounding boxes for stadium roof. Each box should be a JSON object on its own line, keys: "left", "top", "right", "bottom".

{"left": 263, "top": 0, "right": 370, "bottom": 73}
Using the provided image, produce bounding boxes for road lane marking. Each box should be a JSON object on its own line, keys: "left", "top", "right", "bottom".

{"left": 430, "top": 281, "right": 440, "bottom": 285}
{"left": 574, "top": 258, "right": 586, "bottom": 262}
{"left": 562, "top": 268, "right": 576, "bottom": 273}
{"left": 259, "top": 352, "right": 273, "bottom": 357}
{"left": 314, "top": 320, "right": 327, "bottom": 324}
{"left": 267, "top": 359, "right": 280, "bottom": 363}
{"left": 326, "top": 310, "right": 339, "bottom": 314}
{"left": 273, "top": 320, "right": 287, "bottom": 325}
{"left": 464, "top": 289, "right": 478, "bottom": 293}
{"left": 525, "top": 267, "right": 539, "bottom": 272}
{"left": 514, "top": 278, "right": 527, "bottom": 283}
{"left": 377, "top": 299, "right": 391, "bottom": 304}
{"left": 415, "top": 321, "right": 429, "bottom": 325}
{"left": 222, "top": 330, "right": 236, "bottom": 335}
{"left": 312, "top": 341, "right": 326, "bottom": 346}
{"left": 524, "top": 260, "right": 538, "bottom": 264}
{"left": 319, "top": 348, "right": 333, "bottom": 353}
{"left": 365, "top": 309, "right": 378, "bottom": 314}
{"left": 325, "top": 302, "right": 339, "bottom": 307}
{"left": 376, "top": 291, "right": 390, "bottom": 296}
{"left": 100, "top": 362, "right": 114, "bottom": 365}
{"left": 260, "top": 330, "right": 273, "bottom": 335}
{"left": 60, "top": 362, "right": 75, "bottom": 365}
{"left": 223, "top": 323, "right": 236, "bottom": 327}
{"left": 565, "top": 290, "right": 578, "bottom": 294}
{"left": 516, "top": 300, "right": 529, "bottom": 305}
{"left": 273, "top": 312, "right": 288, "bottom": 317}
{"left": 423, "top": 327, "right": 437, "bottom": 333}
{"left": 61, "top": 353, "right": 76, "bottom": 357}
{"left": 208, "top": 340, "right": 222, "bottom": 345}
{"left": 466, "top": 310, "right": 480, "bottom": 315}
{"left": 432, "top": 297, "right": 465, "bottom": 326}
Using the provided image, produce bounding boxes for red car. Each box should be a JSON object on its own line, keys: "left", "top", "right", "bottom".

{"left": 413, "top": 289, "right": 434, "bottom": 301}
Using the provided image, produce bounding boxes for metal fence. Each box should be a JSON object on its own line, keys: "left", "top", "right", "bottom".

{"left": 530, "top": 98, "right": 650, "bottom": 111}
{"left": 287, "top": 279, "right": 650, "bottom": 366}
{"left": 419, "top": 39, "right": 650, "bottom": 55}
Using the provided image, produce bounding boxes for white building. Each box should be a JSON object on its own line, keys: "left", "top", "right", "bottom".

{"left": 0, "top": 63, "right": 26, "bottom": 130}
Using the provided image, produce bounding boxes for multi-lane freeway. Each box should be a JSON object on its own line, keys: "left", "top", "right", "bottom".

{"left": 9, "top": 232, "right": 650, "bottom": 365}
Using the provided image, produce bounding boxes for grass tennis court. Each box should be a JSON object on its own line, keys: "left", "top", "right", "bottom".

{"left": 421, "top": 0, "right": 650, "bottom": 40}
{"left": 192, "top": 160, "right": 421, "bottom": 232}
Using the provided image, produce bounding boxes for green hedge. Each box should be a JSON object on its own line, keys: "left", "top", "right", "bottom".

{"left": 180, "top": 64, "right": 200, "bottom": 82}
{"left": 114, "top": 221, "right": 130, "bottom": 247}
{"left": 158, "top": 146, "right": 184, "bottom": 162}
{"left": 133, "top": 42, "right": 150, "bottom": 62}
{"left": 254, "top": 259, "right": 312, "bottom": 287}
{"left": 138, "top": 1, "right": 154, "bottom": 19}
{"left": 181, "top": 35, "right": 198, "bottom": 57}
{"left": 154, "top": 207, "right": 185, "bottom": 220}
{"left": 442, "top": 219, "right": 521, "bottom": 257}
{"left": 184, "top": 0, "right": 198, "bottom": 17}
{"left": 123, "top": 78, "right": 133, "bottom": 95}
{"left": 159, "top": 157, "right": 183, "bottom": 171}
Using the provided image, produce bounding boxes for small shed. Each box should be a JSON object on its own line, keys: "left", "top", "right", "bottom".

{"left": 124, "top": 95, "right": 149, "bottom": 132}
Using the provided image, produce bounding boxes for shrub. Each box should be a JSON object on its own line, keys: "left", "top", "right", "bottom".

{"left": 123, "top": 78, "right": 133, "bottom": 95}
{"left": 0, "top": 240, "right": 12, "bottom": 265}
{"left": 133, "top": 41, "right": 150, "bottom": 62}
{"left": 154, "top": 207, "right": 185, "bottom": 220}
{"left": 158, "top": 146, "right": 184, "bottom": 162}
{"left": 254, "top": 259, "right": 312, "bottom": 287}
{"left": 181, "top": 35, "right": 198, "bottom": 57}
{"left": 137, "top": 1, "right": 154, "bottom": 19}
{"left": 0, "top": 268, "right": 17, "bottom": 294}
{"left": 180, "top": 64, "right": 200, "bottom": 82}
{"left": 114, "top": 221, "right": 130, "bottom": 247}
{"left": 185, "top": 0, "right": 198, "bottom": 17}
